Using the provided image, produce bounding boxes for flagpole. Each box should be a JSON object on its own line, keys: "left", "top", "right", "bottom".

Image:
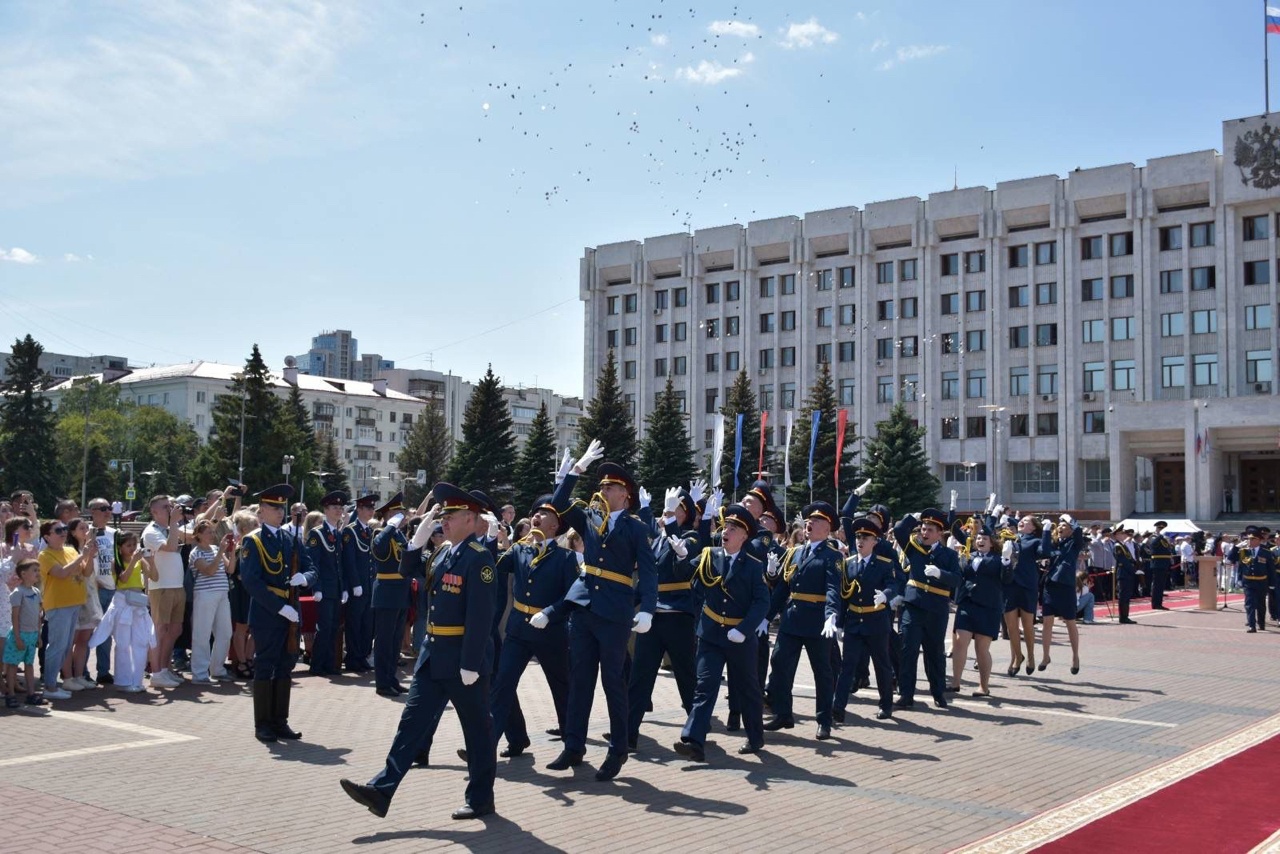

{"left": 1268, "top": 0, "right": 1272, "bottom": 113}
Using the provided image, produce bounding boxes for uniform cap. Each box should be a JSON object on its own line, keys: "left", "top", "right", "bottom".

{"left": 320, "top": 491, "right": 347, "bottom": 508}
{"left": 432, "top": 483, "right": 484, "bottom": 515}
{"left": 919, "top": 508, "right": 948, "bottom": 529}
{"left": 468, "top": 490, "right": 501, "bottom": 517}
{"left": 596, "top": 462, "right": 637, "bottom": 493}
{"left": 376, "top": 492, "right": 404, "bottom": 517}
{"left": 802, "top": 501, "right": 838, "bottom": 526}
{"left": 720, "top": 504, "right": 758, "bottom": 538}
{"left": 255, "top": 484, "right": 294, "bottom": 507}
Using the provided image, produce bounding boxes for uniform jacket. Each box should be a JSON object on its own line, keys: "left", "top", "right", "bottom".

{"left": 1045, "top": 526, "right": 1085, "bottom": 586}
{"left": 1012, "top": 530, "right": 1052, "bottom": 590}
{"left": 768, "top": 540, "right": 842, "bottom": 637}
{"left": 691, "top": 547, "right": 771, "bottom": 649}
{"left": 958, "top": 551, "right": 1004, "bottom": 610}
{"left": 239, "top": 526, "right": 314, "bottom": 630}
{"left": 650, "top": 517, "right": 701, "bottom": 615}
{"left": 839, "top": 548, "right": 901, "bottom": 635}
{"left": 305, "top": 522, "right": 345, "bottom": 598}
{"left": 500, "top": 537, "right": 579, "bottom": 643}
{"left": 1115, "top": 540, "right": 1137, "bottom": 579}
{"left": 419, "top": 533, "right": 497, "bottom": 678}
{"left": 1147, "top": 534, "right": 1175, "bottom": 568}
{"left": 340, "top": 521, "right": 375, "bottom": 594}
{"left": 891, "top": 516, "right": 962, "bottom": 615}
{"left": 370, "top": 524, "right": 410, "bottom": 610}
{"left": 1228, "top": 544, "right": 1277, "bottom": 586}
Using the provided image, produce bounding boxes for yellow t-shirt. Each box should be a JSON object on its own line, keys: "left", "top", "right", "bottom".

{"left": 39, "top": 546, "right": 87, "bottom": 610}
{"left": 117, "top": 557, "right": 147, "bottom": 591}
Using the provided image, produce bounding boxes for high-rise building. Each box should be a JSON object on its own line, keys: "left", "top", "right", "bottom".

{"left": 580, "top": 111, "right": 1280, "bottom": 520}
{"left": 295, "top": 329, "right": 358, "bottom": 380}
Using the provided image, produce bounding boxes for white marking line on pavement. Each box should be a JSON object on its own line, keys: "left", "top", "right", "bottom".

{"left": 0, "top": 710, "right": 199, "bottom": 768}
{"left": 952, "top": 711, "right": 1280, "bottom": 854}
{"left": 1250, "top": 827, "right": 1280, "bottom": 854}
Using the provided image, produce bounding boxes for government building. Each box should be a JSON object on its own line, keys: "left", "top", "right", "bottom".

{"left": 580, "top": 113, "right": 1280, "bottom": 520}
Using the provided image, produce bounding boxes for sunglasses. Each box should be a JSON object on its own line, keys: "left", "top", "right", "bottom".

{"left": 51, "top": 525, "right": 68, "bottom": 534}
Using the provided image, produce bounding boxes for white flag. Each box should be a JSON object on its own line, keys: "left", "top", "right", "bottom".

{"left": 783, "top": 411, "right": 795, "bottom": 486}
{"left": 710, "top": 414, "right": 726, "bottom": 488}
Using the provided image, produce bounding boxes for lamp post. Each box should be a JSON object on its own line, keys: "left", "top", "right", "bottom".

{"left": 282, "top": 455, "right": 295, "bottom": 488}
{"left": 302, "top": 470, "right": 331, "bottom": 507}
{"left": 231, "top": 373, "right": 249, "bottom": 484}
{"left": 979, "top": 404, "right": 1006, "bottom": 505}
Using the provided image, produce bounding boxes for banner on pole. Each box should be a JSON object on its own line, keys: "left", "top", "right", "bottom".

{"left": 783, "top": 412, "right": 795, "bottom": 486}
{"left": 733, "top": 413, "right": 745, "bottom": 492}
{"left": 758, "top": 411, "right": 768, "bottom": 476}
{"left": 835, "top": 409, "right": 848, "bottom": 489}
{"left": 807, "top": 411, "right": 821, "bottom": 488}
{"left": 710, "top": 414, "right": 726, "bottom": 488}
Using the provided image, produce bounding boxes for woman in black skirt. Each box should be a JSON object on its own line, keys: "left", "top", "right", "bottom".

{"left": 950, "top": 525, "right": 1004, "bottom": 696}
{"left": 1040, "top": 519, "right": 1085, "bottom": 675}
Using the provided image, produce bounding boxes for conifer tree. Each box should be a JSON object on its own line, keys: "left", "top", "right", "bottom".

{"left": 188, "top": 345, "right": 289, "bottom": 492}
{"left": 0, "top": 335, "right": 60, "bottom": 507}
{"left": 399, "top": 404, "right": 453, "bottom": 503}
{"left": 637, "top": 376, "right": 697, "bottom": 495}
{"left": 719, "top": 369, "right": 771, "bottom": 498}
{"left": 784, "top": 362, "right": 858, "bottom": 510}
{"left": 445, "top": 366, "right": 517, "bottom": 501}
{"left": 574, "top": 349, "right": 637, "bottom": 497}
{"left": 511, "top": 401, "right": 557, "bottom": 512}
{"left": 860, "top": 402, "right": 940, "bottom": 517}
{"left": 316, "top": 433, "right": 350, "bottom": 497}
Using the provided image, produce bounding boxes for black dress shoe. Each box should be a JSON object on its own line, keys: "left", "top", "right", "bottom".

{"left": 273, "top": 723, "right": 302, "bottom": 740}
{"left": 832, "top": 708, "right": 846, "bottom": 724}
{"left": 1248, "top": 627, "right": 1258, "bottom": 633}
{"left": 933, "top": 697, "right": 949, "bottom": 710}
{"left": 762, "top": 716, "right": 795, "bottom": 731}
{"left": 457, "top": 748, "right": 468, "bottom": 762}
{"left": 673, "top": 740, "right": 706, "bottom": 762}
{"left": 391, "top": 682, "right": 407, "bottom": 695}
{"left": 875, "top": 709, "right": 892, "bottom": 720}
{"left": 725, "top": 711, "right": 741, "bottom": 732}
{"left": 1119, "top": 618, "right": 1137, "bottom": 624}
{"left": 815, "top": 725, "right": 831, "bottom": 740}
{"left": 595, "top": 751, "right": 628, "bottom": 781}
{"left": 893, "top": 698, "right": 915, "bottom": 709}
{"left": 375, "top": 687, "right": 399, "bottom": 698}
{"left": 857, "top": 676, "right": 871, "bottom": 690}
{"left": 945, "top": 683, "right": 961, "bottom": 693}
{"left": 254, "top": 725, "right": 278, "bottom": 743}
{"left": 545, "top": 727, "right": 563, "bottom": 738}
{"left": 340, "top": 779, "right": 389, "bottom": 818}
{"left": 414, "top": 751, "right": 430, "bottom": 767}
{"left": 546, "top": 749, "right": 584, "bottom": 770}
{"left": 500, "top": 742, "right": 530, "bottom": 758}
{"left": 737, "top": 743, "right": 762, "bottom": 755}
{"left": 451, "top": 802, "right": 494, "bottom": 820}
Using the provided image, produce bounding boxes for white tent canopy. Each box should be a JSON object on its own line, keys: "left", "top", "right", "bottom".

{"left": 1116, "top": 518, "right": 1203, "bottom": 536}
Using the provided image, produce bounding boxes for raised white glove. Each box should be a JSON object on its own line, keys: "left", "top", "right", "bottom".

{"left": 1059, "top": 514, "right": 1074, "bottom": 525}
{"left": 854, "top": 477, "right": 872, "bottom": 497}
{"left": 985, "top": 492, "right": 997, "bottom": 514}
{"left": 821, "top": 614, "right": 838, "bottom": 638}
{"left": 1042, "top": 519, "right": 1053, "bottom": 532}
{"left": 668, "top": 535, "right": 688, "bottom": 559}
{"left": 756, "top": 618, "right": 769, "bottom": 637}
{"left": 873, "top": 589, "right": 887, "bottom": 606}
{"left": 313, "top": 590, "right": 323, "bottom": 602}
{"left": 554, "top": 448, "right": 574, "bottom": 484}
{"left": 386, "top": 512, "right": 405, "bottom": 530}
{"left": 278, "top": 604, "right": 300, "bottom": 623}
{"left": 765, "top": 552, "right": 780, "bottom": 578}
{"left": 341, "top": 591, "right": 349, "bottom": 604}
{"left": 689, "top": 478, "right": 707, "bottom": 504}
{"left": 353, "top": 585, "right": 363, "bottom": 597}
{"left": 460, "top": 669, "right": 479, "bottom": 686}
{"left": 574, "top": 438, "right": 605, "bottom": 474}
{"left": 889, "top": 595, "right": 904, "bottom": 609}
{"left": 1002, "top": 540, "right": 1015, "bottom": 562}
{"left": 632, "top": 612, "right": 653, "bottom": 634}
{"left": 637, "top": 487, "right": 651, "bottom": 509}
{"left": 703, "top": 488, "right": 723, "bottom": 520}
{"left": 482, "top": 513, "right": 500, "bottom": 539}
{"left": 288, "top": 572, "right": 308, "bottom": 587}
{"left": 410, "top": 505, "right": 440, "bottom": 548}
{"left": 949, "top": 489, "right": 958, "bottom": 511}
{"left": 726, "top": 628, "right": 746, "bottom": 643}
{"left": 993, "top": 504, "right": 1005, "bottom": 517}
{"left": 924, "top": 564, "right": 942, "bottom": 579}
{"left": 662, "top": 487, "right": 680, "bottom": 514}
{"left": 530, "top": 611, "right": 550, "bottom": 629}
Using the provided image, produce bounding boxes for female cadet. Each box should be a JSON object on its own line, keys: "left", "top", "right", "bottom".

{"left": 1040, "top": 517, "right": 1085, "bottom": 675}
{"left": 949, "top": 525, "right": 1004, "bottom": 696}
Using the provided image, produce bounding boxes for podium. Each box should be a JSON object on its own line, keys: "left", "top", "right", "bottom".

{"left": 1197, "top": 556, "right": 1219, "bottom": 610}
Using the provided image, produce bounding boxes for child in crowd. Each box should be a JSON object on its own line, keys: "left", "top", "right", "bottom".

{"left": 5, "top": 560, "right": 44, "bottom": 708}
{"left": 89, "top": 532, "right": 157, "bottom": 693}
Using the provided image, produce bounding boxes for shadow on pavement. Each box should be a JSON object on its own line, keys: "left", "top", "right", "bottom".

{"left": 267, "top": 741, "right": 351, "bottom": 766}
{"left": 353, "top": 813, "right": 568, "bottom": 852}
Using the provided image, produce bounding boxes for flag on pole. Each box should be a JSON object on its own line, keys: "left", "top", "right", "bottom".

{"left": 834, "top": 409, "right": 848, "bottom": 489}
{"left": 758, "top": 411, "right": 768, "bottom": 476}
{"left": 807, "top": 411, "right": 821, "bottom": 488}
{"left": 783, "top": 412, "right": 795, "bottom": 486}
{"left": 733, "top": 413, "right": 745, "bottom": 492}
{"left": 1268, "top": 6, "right": 1280, "bottom": 34}
{"left": 1194, "top": 431, "right": 1202, "bottom": 458}
{"left": 710, "top": 414, "right": 726, "bottom": 489}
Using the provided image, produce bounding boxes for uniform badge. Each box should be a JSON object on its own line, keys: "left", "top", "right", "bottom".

{"left": 481, "top": 566, "right": 495, "bottom": 584}
{"left": 239, "top": 544, "right": 249, "bottom": 560}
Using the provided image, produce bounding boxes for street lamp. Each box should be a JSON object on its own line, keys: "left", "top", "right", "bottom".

{"left": 282, "top": 455, "right": 295, "bottom": 488}
{"left": 302, "top": 470, "right": 332, "bottom": 507}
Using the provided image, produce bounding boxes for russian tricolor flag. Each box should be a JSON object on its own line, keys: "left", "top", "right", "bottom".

{"left": 1269, "top": 6, "right": 1280, "bottom": 35}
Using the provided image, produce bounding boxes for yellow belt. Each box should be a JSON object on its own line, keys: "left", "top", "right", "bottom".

{"left": 847, "top": 602, "right": 886, "bottom": 614}
{"left": 584, "top": 565, "right": 634, "bottom": 587}
{"left": 658, "top": 581, "right": 692, "bottom": 592}
{"left": 1244, "top": 575, "right": 1268, "bottom": 581}
{"left": 908, "top": 578, "right": 951, "bottom": 597}
{"left": 790, "top": 592, "right": 826, "bottom": 604}
{"left": 427, "top": 623, "right": 465, "bottom": 637}
{"left": 267, "top": 586, "right": 289, "bottom": 598}
{"left": 702, "top": 605, "right": 742, "bottom": 626}
{"left": 376, "top": 573, "right": 401, "bottom": 580}
{"left": 512, "top": 600, "right": 540, "bottom": 615}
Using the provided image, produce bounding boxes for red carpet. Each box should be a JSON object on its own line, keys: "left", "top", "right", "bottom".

{"left": 1122, "top": 589, "right": 1243, "bottom": 615}
{"left": 1035, "top": 733, "right": 1280, "bottom": 852}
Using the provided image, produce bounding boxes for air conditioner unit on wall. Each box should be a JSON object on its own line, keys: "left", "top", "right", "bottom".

{"left": 1082, "top": 392, "right": 1095, "bottom": 402}
{"left": 1256, "top": 381, "right": 1272, "bottom": 393}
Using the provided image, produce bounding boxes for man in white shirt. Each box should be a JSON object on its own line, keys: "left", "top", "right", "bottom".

{"left": 142, "top": 495, "right": 188, "bottom": 688}
{"left": 87, "top": 498, "right": 119, "bottom": 684}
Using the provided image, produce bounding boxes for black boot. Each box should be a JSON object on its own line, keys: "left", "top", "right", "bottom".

{"left": 272, "top": 678, "right": 302, "bottom": 739}
{"left": 253, "top": 680, "right": 276, "bottom": 742}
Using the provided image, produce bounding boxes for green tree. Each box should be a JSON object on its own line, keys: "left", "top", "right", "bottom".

{"left": 281, "top": 384, "right": 319, "bottom": 503}
{"left": 0, "top": 335, "right": 61, "bottom": 508}
{"left": 127, "top": 405, "right": 201, "bottom": 500}
{"left": 399, "top": 403, "right": 453, "bottom": 504}
{"left": 574, "top": 348, "right": 637, "bottom": 498}
{"left": 637, "top": 376, "right": 697, "bottom": 495}
{"left": 445, "top": 366, "right": 516, "bottom": 501}
{"left": 316, "top": 433, "right": 350, "bottom": 497}
{"left": 53, "top": 379, "right": 127, "bottom": 505}
{"left": 784, "top": 362, "right": 859, "bottom": 509}
{"left": 860, "top": 402, "right": 940, "bottom": 518}
{"left": 719, "top": 369, "right": 773, "bottom": 498}
{"left": 511, "top": 401, "right": 557, "bottom": 513}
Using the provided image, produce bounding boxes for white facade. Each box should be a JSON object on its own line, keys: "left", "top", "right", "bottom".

{"left": 581, "top": 113, "right": 1280, "bottom": 520}
{"left": 503, "top": 386, "right": 583, "bottom": 455}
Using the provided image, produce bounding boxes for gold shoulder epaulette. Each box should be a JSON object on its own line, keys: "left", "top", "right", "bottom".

{"left": 468, "top": 541, "right": 487, "bottom": 552}
{"left": 875, "top": 554, "right": 893, "bottom": 563}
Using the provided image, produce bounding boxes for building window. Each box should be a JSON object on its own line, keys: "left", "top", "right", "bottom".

{"left": 876, "top": 376, "right": 894, "bottom": 403}
{"left": 1082, "top": 319, "right": 1105, "bottom": 343}
{"left": 1110, "top": 275, "right": 1134, "bottom": 299}
{"left": 1112, "top": 316, "right": 1135, "bottom": 340}
{"left": 877, "top": 300, "right": 895, "bottom": 321}
{"left": 965, "top": 290, "right": 986, "bottom": 312}
{"left": 1012, "top": 461, "right": 1060, "bottom": 493}
{"left": 966, "top": 329, "right": 986, "bottom": 352}
{"left": 940, "top": 332, "right": 958, "bottom": 354}
{"left": 1160, "top": 312, "right": 1184, "bottom": 336}
{"left": 760, "top": 384, "right": 774, "bottom": 410}
{"left": 1159, "top": 226, "right": 1182, "bottom": 251}
{"left": 965, "top": 251, "right": 986, "bottom": 273}
{"left": 624, "top": 327, "right": 637, "bottom": 346}
{"left": 607, "top": 297, "right": 619, "bottom": 315}
{"left": 1036, "top": 282, "right": 1057, "bottom": 305}
{"left": 759, "top": 276, "right": 775, "bottom": 297}
{"left": 876, "top": 338, "right": 894, "bottom": 360}
{"left": 876, "top": 261, "right": 894, "bottom": 284}
{"left": 1036, "top": 412, "right": 1059, "bottom": 435}
{"left": 781, "top": 347, "right": 796, "bottom": 367}
{"left": 838, "top": 341, "right": 855, "bottom": 362}
{"left": 900, "top": 259, "right": 918, "bottom": 281}
{"left": 654, "top": 289, "right": 669, "bottom": 310}
{"left": 705, "top": 388, "right": 719, "bottom": 414}
{"left": 816, "top": 307, "right": 832, "bottom": 327}
{"left": 1035, "top": 323, "right": 1058, "bottom": 346}
{"left": 901, "top": 374, "right": 919, "bottom": 401}
{"left": 705, "top": 283, "right": 720, "bottom": 304}
{"left": 674, "top": 356, "right": 687, "bottom": 375}
{"left": 1245, "top": 260, "right": 1271, "bottom": 285}
{"left": 705, "top": 319, "right": 719, "bottom": 338}
{"left": 816, "top": 343, "right": 832, "bottom": 364}
{"left": 781, "top": 381, "right": 796, "bottom": 409}
{"left": 706, "top": 353, "right": 719, "bottom": 373}
{"left": 1037, "top": 365, "right": 1058, "bottom": 396}
{"left": 1009, "top": 414, "right": 1030, "bottom": 436}
{"left": 1008, "top": 245, "right": 1028, "bottom": 268}
{"left": 1246, "top": 350, "right": 1273, "bottom": 384}
{"left": 624, "top": 294, "right": 638, "bottom": 313}
{"left": 1189, "top": 222, "right": 1214, "bottom": 247}
{"left": 964, "top": 416, "right": 985, "bottom": 438}
{"left": 1112, "top": 359, "right": 1136, "bottom": 391}
{"left": 780, "top": 310, "right": 796, "bottom": 331}
{"left": 725, "top": 280, "right": 741, "bottom": 301}
{"left": 940, "top": 416, "right": 959, "bottom": 439}
{"left": 815, "top": 269, "right": 833, "bottom": 291}
{"left": 839, "top": 266, "right": 855, "bottom": 288}
{"left": 624, "top": 361, "right": 637, "bottom": 380}
{"left": 900, "top": 297, "right": 918, "bottom": 317}
{"left": 759, "top": 349, "right": 775, "bottom": 370}
{"left": 606, "top": 330, "right": 618, "bottom": 348}
{"left": 760, "top": 313, "right": 775, "bottom": 333}
{"left": 1083, "top": 361, "right": 1105, "bottom": 392}
{"left": 1191, "top": 309, "right": 1218, "bottom": 334}
{"left": 1192, "top": 353, "right": 1218, "bottom": 386}
{"left": 1010, "top": 366, "right": 1030, "bottom": 396}
{"left": 1109, "top": 232, "right": 1133, "bottom": 256}
{"left": 674, "top": 287, "right": 688, "bottom": 307}
{"left": 780, "top": 274, "right": 796, "bottom": 295}
{"left": 1244, "top": 214, "right": 1271, "bottom": 241}
{"left": 1084, "top": 460, "right": 1110, "bottom": 494}
{"left": 900, "top": 336, "right": 919, "bottom": 357}
{"left": 655, "top": 323, "right": 668, "bottom": 342}
{"left": 967, "top": 369, "right": 986, "bottom": 399}
{"left": 941, "top": 371, "right": 959, "bottom": 400}
{"left": 839, "top": 379, "right": 855, "bottom": 405}
{"left": 940, "top": 253, "right": 960, "bottom": 276}
{"left": 674, "top": 322, "right": 688, "bottom": 341}
{"left": 1081, "top": 235, "right": 1104, "bottom": 260}
{"left": 1245, "top": 304, "right": 1272, "bottom": 329}
{"left": 726, "top": 316, "right": 740, "bottom": 336}
{"left": 1161, "top": 356, "right": 1185, "bottom": 388}
{"left": 839, "top": 303, "right": 856, "bottom": 325}
{"left": 1035, "top": 242, "right": 1057, "bottom": 265}
{"left": 1009, "top": 285, "right": 1029, "bottom": 308}
{"left": 941, "top": 293, "right": 960, "bottom": 314}
{"left": 654, "top": 358, "right": 667, "bottom": 377}
{"left": 1191, "top": 266, "right": 1216, "bottom": 290}
{"left": 1081, "top": 278, "right": 1104, "bottom": 301}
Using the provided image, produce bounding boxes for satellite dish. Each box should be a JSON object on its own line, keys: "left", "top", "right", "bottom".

{"left": 284, "top": 355, "right": 298, "bottom": 368}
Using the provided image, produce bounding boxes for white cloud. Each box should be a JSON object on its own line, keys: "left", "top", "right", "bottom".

{"left": 650, "top": 33, "right": 669, "bottom": 46}
{"left": 708, "top": 20, "right": 761, "bottom": 39}
{"left": 676, "top": 60, "right": 744, "bottom": 85}
{"left": 0, "top": 247, "right": 38, "bottom": 264}
{"left": 877, "top": 44, "right": 949, "bottom": 70}
{"left": 779, "top": 18, "right": 839, "bottom": 49}
{"left": 63, "top": 252, "right": 83, "bottom": 262}
{"left": 870, "top": 38, "right": 889, "bottom": 53}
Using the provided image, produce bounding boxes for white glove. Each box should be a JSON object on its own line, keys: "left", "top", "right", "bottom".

{"left": 482, "top": 513, "right": 500, "bottom": 539}
{"left": 410, "top": 505, "right": 440, "bottom": 548}
{"left": 278, "top": 604, "right": 300, "bottom": 623}
{"left": 637, "top": 487, "right": 651, "bottom": 509}
{"left": 756, "top": 618, "right": 769, "bottom": 637}
{"left": 386, "top": 512, "right": 405, "bottom": 530}
{"left": 985, "top": 492, "right": 997, "bottom": 514}
{"left": 873, "top": 589, "right": 887, "bottom": 606}
{"left": 353, "top": 585, "right": 363, "bottom": 598}
{"left": 821, "top": 614, "right": 838, "bottom": 638}
{"left": 993, "top": 504, "right": 1005, "bottom": 517}
{"left": 924, "top": 564, "right": 941, "bottom": 579}
{"left": 1059, "top": 514, "right": 1074, "bottom": 525}
{"left": 1002, "top": 540, "right": 1015, "bottom": 562}
{"left": 726, "top": 628, "right": 746, "bottom": 643}
{"left": 289, "top": 572, "right": 308, "bottom": 587}
{"left": 703, "top": 488, "right": 723, "bottom": 520}
{"left": 765, "top": 552, "right": 780, "bottom": 578}
{"left": 530, "top": 611, "right": 550, "bottom": 629}
{"left": 1042, "top": 519, "right": 1053, "bottom": 532}
{"left": 949, "top": 489, "right": 958, "bottom": 511}
{"left": 313, "top": 590, "right": 323, "bottom": 602}
{"left": 854, "top": 477, "right": 872, "bottom": 497}
{"left": 553, "top": 448, "right": 574, "bottom": 484}
{"left": 574, "top": 550, "right": 585, "bottom": 566}
{"left": 668, "top": 535, "right": 688, "bottom": 559}
{"left": 689, "top": 478, "right": 707, "bottom": 504}
{"left": 890, "top": 595, "right": 904, "bottom": 609}
{"left": 460, "top": 669, "right": 479, "bottom": 686}
{"left": 662, "top": 487, "right": 680, "bottom": 514}
{"left": 341, "top": 591, "right": 349, "bottom": 604}
{"left": 574, "top": 438, "right": 605, "bottom": 474}
{"left": 632, "top": 612, "right": 653, "bottom": 634}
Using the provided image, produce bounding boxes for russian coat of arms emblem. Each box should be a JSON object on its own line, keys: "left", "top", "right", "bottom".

{"left": 1234, "top": 123, "right": 1280, "bottom": 190}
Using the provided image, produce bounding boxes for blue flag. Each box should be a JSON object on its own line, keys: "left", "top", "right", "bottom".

{"left": 807, "top": 410, "right": 821, "bottom": 488}
{"left": 733, "top": 413, "right": 745, "bottom": 491}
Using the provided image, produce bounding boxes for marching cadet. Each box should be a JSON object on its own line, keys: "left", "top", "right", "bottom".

{"left": 371, "top": 493, "right": 410, "bottom": 697}
{"left": 340, "top": 483, "right": 498, "bottom": 821}
{"left": 237, "top": 484, "right": 314, "bottom": 742}
{"left": 1146, "top": 521, "right": 1174, "bottom": 609}
{"left": 625, "top": 486, "right": 702, "bottom": 750}
{"left": 305, "top": 491, "right": 347, "bottom": 676}
{"left": 832, "top": 516, "right": 899, "bottom": 722}
{"left": 341, "top": 494, "right": 377, "bottom": 673}
{"left": 1228, "top": 526, "right": 1275, "bottom": 632}
{"left": 673, "top": 504, "right": 772, "bottom": 762}
{"left": 725, "top": 479, "right": 784, "bottom": 732}
{"left": 762, "top": 501, "right": 842, "bottom": 740}
{"left": 892, "top": 508, "right": 962, "bottom": 710}
{"left": 545, "top": 439, "right": 658, "bottom": 782}
{"left": 1114, "top": 528, "right": 1138, "bottom": 624}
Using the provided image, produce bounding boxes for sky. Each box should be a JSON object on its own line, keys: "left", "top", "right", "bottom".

{"left": 0, "top": 0, "right": 1270, "bottom": 397}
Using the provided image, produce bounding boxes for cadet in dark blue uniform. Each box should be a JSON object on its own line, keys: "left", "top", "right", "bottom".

{"left": 892, "top": 508, "right": 961, "bottom": 709}
{"left": 763, "top": 501, "right": 842, "bottom": 740}
{"left": 949, "top": 525, "right": 1004, "bottom": 696}
{"left": 626, "top": 487, "right": 702, "bottom": 749}
{"left": 673, "top": 504, "right": 772, "bottom": 761}
{"left": 306, "top": 491, "right": 347, "bottom": 676}
{"left": 1039, "top": 519, "right": 1084, "bottom": 674}
{"left": 545, "top": 440, "right": 658, "bottom": 782}
{"left": 371, "top": 493, "right": 410, "bottom": 697}
{"left": 832, "top": 516, "right": 899, "bottom": 722}
{"left": 1147, "top": 521, "right": 1174, "bottom": 610}
{"left": 1230, "top": 526, "right": 1275, "bottom": 632}
{"left": 1002, "top": 514, "right": 1052, "bottom": 674}
{"left": 341, "top": 494, "right": 377, "bottom": 673}
{"left": 1114, "top": 528, "right": 1139, "bottom": 625}
{"left": 340, "top": 483, "right": 498, "bottom": 821}
{"left": 726, "top": 479, "right": 784, "bottom": 732}
{"left": 238, "top": 485, "right": 315, "bottom": 742}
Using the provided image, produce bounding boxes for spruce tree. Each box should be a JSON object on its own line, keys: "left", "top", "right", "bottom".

{"left": 0, "top": 335, "right": 60, "bottom": 508}
{"left": 316, "top": 433, "right": 350, "bottom": 497}
{"left": 784, "top": 362, "right": 859, "bottom": 510}
{"left": 860, "top": 402, "right": 940, "bottom": 518}
{"left": 511, "top": 401, "right": 557, "bottom": 513}
{"left": 574, "top": 349, "right": 637, "bottom": 497}
{"left": 637, "top": 376, "right": 697, "bottom": 495}
{"left": 719, "top": 369, "right": 770, "bottom": 498}
{"left": 399, "top": 404, "right": 453, "bottom": 503}
{"left": 445, "top": 366, "right": 517, "bottom": 501}
{"left": 188, "top": 345, "right": 289, "bottom": 493}
{"left": 282, "top": 384, "right": 318, "bottom": 502}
